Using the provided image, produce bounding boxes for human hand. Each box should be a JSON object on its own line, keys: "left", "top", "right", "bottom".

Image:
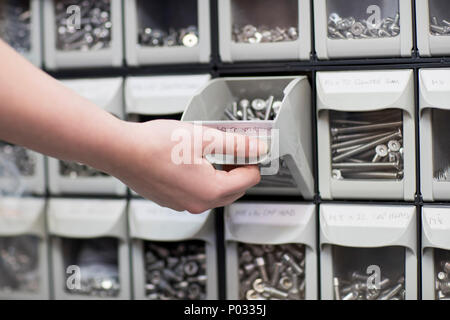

{"left": 104, "top": 120, "right": 267, "bottom": 213}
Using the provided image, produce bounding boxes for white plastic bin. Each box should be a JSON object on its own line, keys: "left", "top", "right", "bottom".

{"left": 225, "top": 202, "right": 317, "bottom": 300}
{"left": 182, "top": 76, "right": 314, "bottom": 198}
{"left": 416, "top": 0, "right": 450, "bottom": 57}
{"left": 129, "top": 200, "right": 217, "bottom": 300}
{"left": 320, "top": 203, "right": 417, "bottom": 300}
{"left": 43, "top": 0, "right": 123, "bottom": 70}
{"left": 317, "top": 70, "right": 416, "bottom": 200}
{"left": 48, "top": 198, "right": 130, "bottom": 300}
{"left": 219, "top": 0, "right": 311, "bottom": 62}
{"left": 124, "top": 0, "right": 211, "bottom": 65}
{"left": 419, "top": 68, "right": 450, "bottom": 201}
{"left": 314, "top": 0, "right": 413, "bottom": 59}
{"left": 422, "top": 206, "right": 450, "bottom": 300}
{"left": 0, "top": 0, "right": 42, "bottom": 66}
{"left": 0, "top": 198, "right": 49, "bottom": 299}
{"left": 0, "top": 142, "right": 46, "bottom": 196}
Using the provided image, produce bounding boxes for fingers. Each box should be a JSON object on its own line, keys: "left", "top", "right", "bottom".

{"left": 215, "top": 165, "right": 261, "bottom": 195}
{"left": 202, "top": 127, "right": 268, "bottom": 159}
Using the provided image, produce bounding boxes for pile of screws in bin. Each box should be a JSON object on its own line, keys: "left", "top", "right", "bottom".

{"left": 239, "top": 243, "right": 306, "bottom": 300}
{"left": 55, "top": 0, "right": 112, "bottom": 51}
{"left": 0, "top": 142, "right": 35, "bottom": 176}
{"left": 327, "top": 12, "right": 400, "bottom": 39}
{"left": 435, "top": 166, "right": 450, "bottom": 181}
{"left": 333, "top": 272, "right": 405, "bottom": 300}
{"left": 144, "top": 241, "right": 207, "bottom": 300}
{"left": 139, "top": 26, "right": 199, "bottom": 48}
{"left": 430, "top": 16, "right": 450, "bottom": 36}
{"left": 435, "top": 259, "right": 450, "bottom": 300}
{"left": 0, "top": 236, "right": 40, "bottom": 293}
{"left": 64, "top": 239, "right": 120, "bottom": 297}
{"left": 223, "top": 96, "right": 282, "bottom": 121}
{"left": 330, "top": 110, "right": 404, "bottom": 180}
{"left": 233, "top": 24, "right": 298, "bottom": 43}
{"left": 59, "top": 161, "right": 108, "bottom": 178}
{"left": 0, "top": 0, "right": 31, "bottom": 54}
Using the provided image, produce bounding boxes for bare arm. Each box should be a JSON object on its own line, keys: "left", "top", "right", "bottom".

{"left": 0, "top": 40, "right": 265, "bottom": 213}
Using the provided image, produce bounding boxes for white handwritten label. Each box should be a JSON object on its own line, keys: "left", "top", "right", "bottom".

{"left": 425, "top": 210, "right": 450, "bottom": 230}
{"left": 323, "top": 206, "right": 412, "bottom": 228}
{"left": 51, "top": 201, "right": 124, "bottom": 222}
{"left": 320, "top": 71, "right": 410, "bottom": 94}
{"left": 200, "top": 121, "right": 273, "bottom": 137}
{"left": 229, "top": 203, "right": 311, "bottom": 226}
{"left": 422, "top": 70, "right": 450, "bottom": 92}
{"left": 128, "top": 75, "right": 210, "bottom": 99}
{"left": 131, "top": 201, "right": 208, "bottom": 221}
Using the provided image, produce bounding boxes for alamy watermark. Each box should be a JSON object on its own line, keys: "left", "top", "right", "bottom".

{"left": 170, "top": 124, "right": 280, "bottom": 176}
{"left": 66, "top": 265, "right": 81, "bottom": 290}
{"left": 65, "top": 5, "right": 81, "bottom": 31}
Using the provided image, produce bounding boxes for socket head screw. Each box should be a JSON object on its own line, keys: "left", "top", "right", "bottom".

{"left": 329, "top": 13, "right": 342, "bottom": 25}
{"left": 279, "top": 276, "right": 293, "bottom": 290}
{"left": 253, "top": 278, "right": 265, "bottom": 293}
{"left": 438, "top": 272, "right": 448, "bottom": 281}
{"left": 443, "top": 262, "right": 450, "bottom": 274}
{"left": 251, "top": 99, "right": 267, "bottom": 111}
{"left": 372, "top": 144, "right": 388, "bottom": 163}
{"left": 350, "top": 22, "right": 364, "bottom": 36}
{"left": 246, "top": 289, "right": 265, "bottom": 300}
{"left": 332, "top": 169, "right": 343, "bottom": 180}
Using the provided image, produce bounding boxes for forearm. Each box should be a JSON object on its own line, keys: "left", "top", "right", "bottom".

{"left": 0, "top": 40, "right": 125, "bottom": 173}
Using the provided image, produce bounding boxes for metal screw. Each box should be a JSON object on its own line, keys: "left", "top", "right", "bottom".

{"left": 144, "top": 241, "right": 207, "bottom": 300}
{"left": 330, "top": 109, "right": 404, "bottom": 181}
{"left": 239, "top": 243, "right": 305, "bottom": 300}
